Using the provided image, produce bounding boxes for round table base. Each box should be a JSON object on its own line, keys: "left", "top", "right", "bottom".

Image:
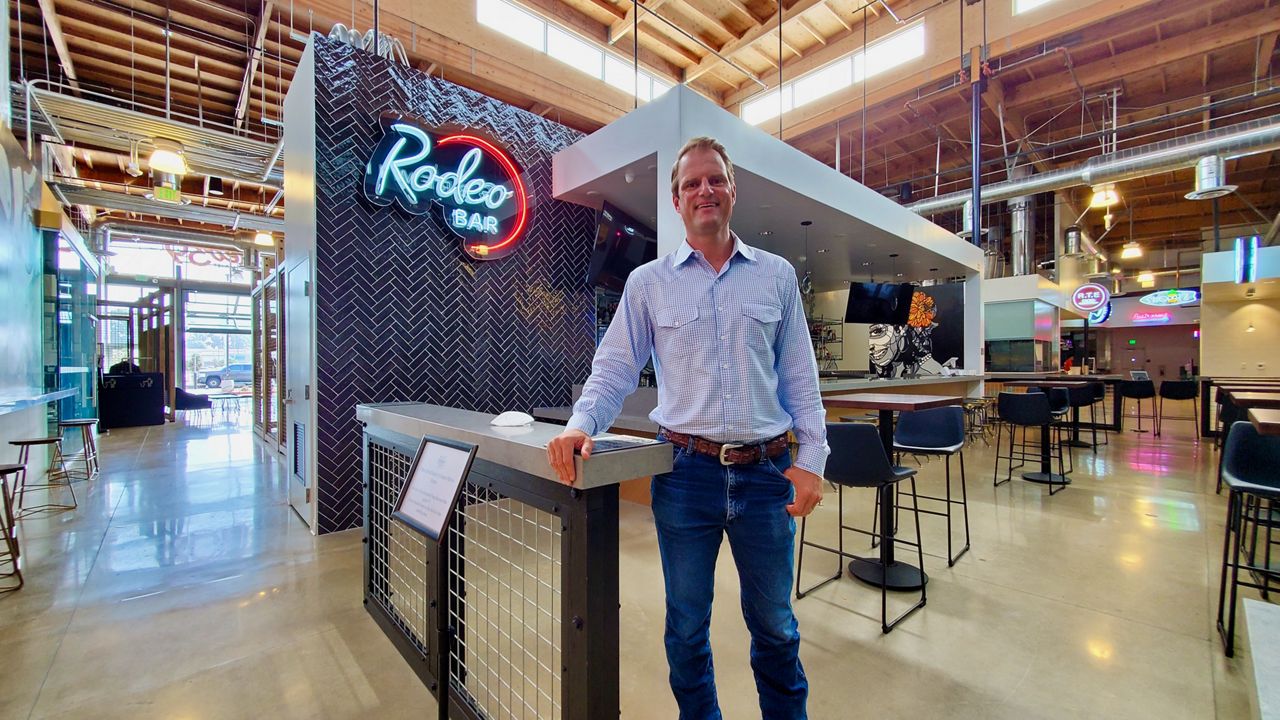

{"left": 1064, "top": 439, "right": 1093, "bottom": 448}
{"left": 848, "top": 557, "right": 927, "bottom": 591}
{"left": 1022, "top": 471, "right": 1070, "bottom": 485}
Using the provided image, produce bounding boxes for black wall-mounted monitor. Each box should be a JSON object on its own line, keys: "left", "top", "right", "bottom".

{"left": 844, "top": 282, "right": 915, "bottom": 325}
{"left": 588, "top": 202, "right": 657, "bottom": 293}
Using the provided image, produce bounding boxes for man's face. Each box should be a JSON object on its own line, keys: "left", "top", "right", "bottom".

{"left": 672, "top": 147, "right": 736, "bottom": 237}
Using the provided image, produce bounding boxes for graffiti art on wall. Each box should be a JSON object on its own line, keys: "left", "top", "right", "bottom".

{"left": 868, "top": 283, "right": 965, "bottom": 378}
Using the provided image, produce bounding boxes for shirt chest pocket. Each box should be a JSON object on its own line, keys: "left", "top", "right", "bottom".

{"left": 655, "top": 305, "right": 700, "bottom": 333}
{"left": 741, "top": 302, "right": 782, "bottom": 348}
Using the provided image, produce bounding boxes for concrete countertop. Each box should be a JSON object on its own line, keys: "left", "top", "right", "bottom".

{"left": 357, "top": 402, "right": 672, "bottom": 490}
{"left": 817, "top": 375, "right": 982, "bottom": 393}
{"left": 530, "top": 407, "right": 659, "bottom": 435}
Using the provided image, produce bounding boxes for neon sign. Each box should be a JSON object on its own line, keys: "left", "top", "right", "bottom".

{"left": 1139, "top": 289, "right": 1199, "bottom": 307}
{"left": 363, "top": 114, "right": 528, "bottom": 260}
{"left": 1071, "top": 283, "right": 1110, "bottom": 313}
{"left": 1131, "top": 311, "right": 1172, "bottom": 324}
{"left": 1088, "top": 302, "right": 1112, "bottom": 324}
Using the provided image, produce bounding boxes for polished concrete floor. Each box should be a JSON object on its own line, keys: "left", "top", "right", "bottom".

{"left": 0, "top": 407, "right": 1261, "bottom": 719}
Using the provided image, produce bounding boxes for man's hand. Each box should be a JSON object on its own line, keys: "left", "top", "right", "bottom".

{"left": 785, "top": 466, "right": 823, "bottom": 517}
{"left": 546, "top": 429, "right": 594, "bottom": 485}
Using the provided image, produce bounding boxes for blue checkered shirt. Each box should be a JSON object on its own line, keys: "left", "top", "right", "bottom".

{"left": 568, "top": 235, "right": 829, "bottom": 476}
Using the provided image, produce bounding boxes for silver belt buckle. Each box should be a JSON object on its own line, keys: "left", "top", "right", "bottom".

{"left": 718, "top": 442, "right": 743, "bottom": 465}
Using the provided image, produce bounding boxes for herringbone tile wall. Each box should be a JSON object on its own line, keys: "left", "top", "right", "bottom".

{"left": 312, "top": 38, "right": 597, "bottom": 533}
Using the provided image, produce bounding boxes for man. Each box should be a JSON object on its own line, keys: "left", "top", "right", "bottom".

{"left": 546, "top": 137, "right": 827, "bottom": 720}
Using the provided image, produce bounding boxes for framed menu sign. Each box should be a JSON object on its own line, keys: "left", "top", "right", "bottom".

{"left": 392, "top": 436, "right": 478, "bottom": 541}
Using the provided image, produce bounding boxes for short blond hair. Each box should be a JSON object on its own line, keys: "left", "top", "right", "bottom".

{"left": 670, "top": 136, "right": 735, "bottom": 196}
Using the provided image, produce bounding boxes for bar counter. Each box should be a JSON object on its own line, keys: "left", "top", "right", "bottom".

{"left": 358, "top": 402, "right": 674, "bottom": 719}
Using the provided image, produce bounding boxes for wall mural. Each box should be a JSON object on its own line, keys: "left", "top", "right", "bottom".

{"left": 868, "top": 283, "right": 965, "bottom": 378}
{"left": 310, "top": 38, "right": 597, "bottom": 533}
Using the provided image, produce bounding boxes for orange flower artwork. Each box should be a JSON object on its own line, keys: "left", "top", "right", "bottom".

{"left": 907, "top": 291, "right": 936, "bottom": 328}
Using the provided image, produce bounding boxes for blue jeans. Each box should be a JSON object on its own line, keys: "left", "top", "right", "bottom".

{"left": 650, "top": 441, "right": 808, "bottom": 720}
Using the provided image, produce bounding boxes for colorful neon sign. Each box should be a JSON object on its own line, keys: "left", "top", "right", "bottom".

{"left": 1071, "top": 283, "right": 1110, "bottom": 313}
{"left": 1088, "top": 302, "right": 1112, "bottom": 324}
{"left": 1131, "top": 311, "right": 1172, "bottom": 324}
{"left": 363, "top": 114, "right": 529, "bottom": 260}
{"left": 1139, "top": 289, "right": 1199, "bottom": 307}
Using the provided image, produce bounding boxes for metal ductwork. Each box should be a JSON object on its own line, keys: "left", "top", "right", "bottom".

{"left": 1008, "top": 165, "right": 1035, "bottom": 276}
{"left": 907, "top": 115, "right": 1280, "bottom": 215}
{"left": 1185, "top": 155, "right": 1237, "bottom": 200}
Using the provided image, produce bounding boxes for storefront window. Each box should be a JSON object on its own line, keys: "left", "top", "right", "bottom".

{"left": 105, "top": 240, "right": 250, "bottom": 285}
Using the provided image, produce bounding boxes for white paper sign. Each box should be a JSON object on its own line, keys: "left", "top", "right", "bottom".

{"left": 395, "top": 439, "right": 475, "bottom": 540}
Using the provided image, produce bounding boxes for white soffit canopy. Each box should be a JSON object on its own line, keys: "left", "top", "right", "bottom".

{"left": 553, "top": 85, "right": 982, "bottom": 293}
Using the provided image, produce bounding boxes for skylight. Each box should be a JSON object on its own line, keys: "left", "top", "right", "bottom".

{"left": 1014, "top": 0, "right": 1056, "bottom": 14}
{"left": 477, "top": 0, "right": 671, "bottom": 103}
{"left": 742, "top": 22, "right": 926, "bottom": 126}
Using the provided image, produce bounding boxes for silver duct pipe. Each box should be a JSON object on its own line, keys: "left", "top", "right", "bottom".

{"left": 907, "top": 115, "right": 1280, "bottom": 215}
{"left": 1008, "top": 165, "right": 1034, "bottom": 276}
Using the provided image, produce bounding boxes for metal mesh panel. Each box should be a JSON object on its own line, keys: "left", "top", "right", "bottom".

{"left": 448, "top": 487, "right": 563, "bottom": 720}
{"left": 367, "top": 441, "right": 430, "bottom": 656}
{"left": 367, "top": 436, "right": 564, "bottom": 719}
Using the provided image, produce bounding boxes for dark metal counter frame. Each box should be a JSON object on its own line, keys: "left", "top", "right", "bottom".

{"left": 362, "top": 423, "right": 620, "bottom": 720}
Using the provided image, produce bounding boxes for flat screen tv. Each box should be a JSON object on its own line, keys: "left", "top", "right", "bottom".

{"left": 844, "top": 282, "right": 915, "bottom": 325}
{"left": 587, "top": 202, "right": 657, "bottom": 293}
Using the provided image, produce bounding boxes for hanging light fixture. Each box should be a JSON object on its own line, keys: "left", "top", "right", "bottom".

{"left": 1120, "top": 242, "right": 1143, "bottom": 259}
{"left": 1089, "top": 183, "right": 1120, "bottom": 208}
{"left": 148, "top": 138, "right": 189, "bottom": 175}
{"left": 1247, "top": 323, "right": 1257, "bottom": 333}
{"left": 1137, "top": 270, "right": 1155, "bottom": 286}
{"left": 253, "top": 231, "right": 275, "bottom": 247}
{"left": 205, "top": 175, "right": 225, "bottom": 196}
{"left": 125, "top": 140, "right": 143, "bottom": 178}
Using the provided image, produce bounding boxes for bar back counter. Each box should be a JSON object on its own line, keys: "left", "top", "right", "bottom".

{"left": 357, "top": 402, "right": 672, "bottom": 719}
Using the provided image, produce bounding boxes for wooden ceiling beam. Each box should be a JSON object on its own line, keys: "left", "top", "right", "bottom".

{"left": 671, "top": 0, "right": 741, "bottom": 41}
{"left": 1007, "top": 6, "right": 1280, "bottom": 107}
{"left": 822, "top": 2, "right": 851, "bottom": 32}
{"left": 1258, "top": 31, "right": 1279, "bottom": 81}
{"left": 683, "top": 0, "right": 828, "bottom": 83}
{"left": 609, "top": 0, "right": 669, "bottom": 45}
{"left": 722, "top": 0, "right": 761, "bottom": 24}
{"left": 36, "top": 0, "right": 81, "bottom": 92}
{"left": 798, "top": 17, "right": 827, "bottom": 46}
{"left": 235, "top": 1, "right": 276, "bottom": 128}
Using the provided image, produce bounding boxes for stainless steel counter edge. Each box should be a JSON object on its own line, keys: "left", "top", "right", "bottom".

{"left": 356, "top": 402, "right": 673, "bottom": 490}
{"left": 0, "top": 388, "right": 78, "bottom": 417}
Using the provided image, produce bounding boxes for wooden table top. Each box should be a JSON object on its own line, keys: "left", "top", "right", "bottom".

{"left": 1249, "top": 409, "right": 1280, "bottom": 436}
{"left": 824, "top": 393, "right": 964, "bottom": 411}
{"left": 1227, "top": 392, "right": 1280, "bottom": 409}
{"left": 1218, "top": 384, "right": 1280, "bottom": 393}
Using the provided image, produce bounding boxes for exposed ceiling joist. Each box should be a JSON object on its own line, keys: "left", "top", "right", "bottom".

{"left": 684, "top": 0, "right": 828, "bottom": 83}
{"left": 36, "top": 0, "right": 81, "bottom": 92}
{"left": 235, "top": 1, "right": 276, "bottom": 128}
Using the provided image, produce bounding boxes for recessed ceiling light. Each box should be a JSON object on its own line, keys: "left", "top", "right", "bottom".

{"left": 759, "top": 230, "right": 773, "bottom": 236}
{"left": 817, "top": 248, "right": 828, "bottom": 254}
{"left": 760, "top": 204, "right": 772, "bottom": 209}
{"left": 586, "top": 190, "right": 599, "bottom": 196}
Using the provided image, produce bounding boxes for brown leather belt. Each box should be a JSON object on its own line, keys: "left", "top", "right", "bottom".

{"left": 660, "top": 428, "right": 789, "bottom": 466}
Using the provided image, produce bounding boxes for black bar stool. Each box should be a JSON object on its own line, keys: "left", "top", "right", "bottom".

{"left": 1090, "top": 382, "right": 1110, "bottom": 446}
{"left": 1216, "top": 421, "right": 1280, "bottom": 657}
{"left": 1156, "top": 380, "right": 1198, "bottom": 438}
{"left": 1119, "top": 380, "right": 1156, "bottom": 433}
{"left": 993, "top": 391, "right": 1069, "bottom": 494}
{"left": 0, "top": 465, "right": 22, "bottom": 592}
{"left": 795, "top": 422, "right": 925, "bottom": 634}
{"left": 893, "top": 406, "right": 970, "bottom": 566}
{"left": 58, "top": 418, "right": 100, "bottom": 480}
{"left": 9, "top": 438, "right": 76, "bottom": 515}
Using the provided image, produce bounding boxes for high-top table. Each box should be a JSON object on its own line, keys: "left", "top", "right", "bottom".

{"left": 822, "top": 393, "right": 962, "bottom": 591}
{"left": 1226, "top": 391, "right": 1280, "bottom": 410}
{"left": 1248, "top": 408, "right": 1280, "bottom": 436}
{"left": 1000, "top": 380, "right": 1094, "bottom": 448}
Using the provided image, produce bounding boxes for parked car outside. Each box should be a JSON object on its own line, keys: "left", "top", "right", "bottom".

{"left": 196, "top": 363, "right": 254, "bottom": 388}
